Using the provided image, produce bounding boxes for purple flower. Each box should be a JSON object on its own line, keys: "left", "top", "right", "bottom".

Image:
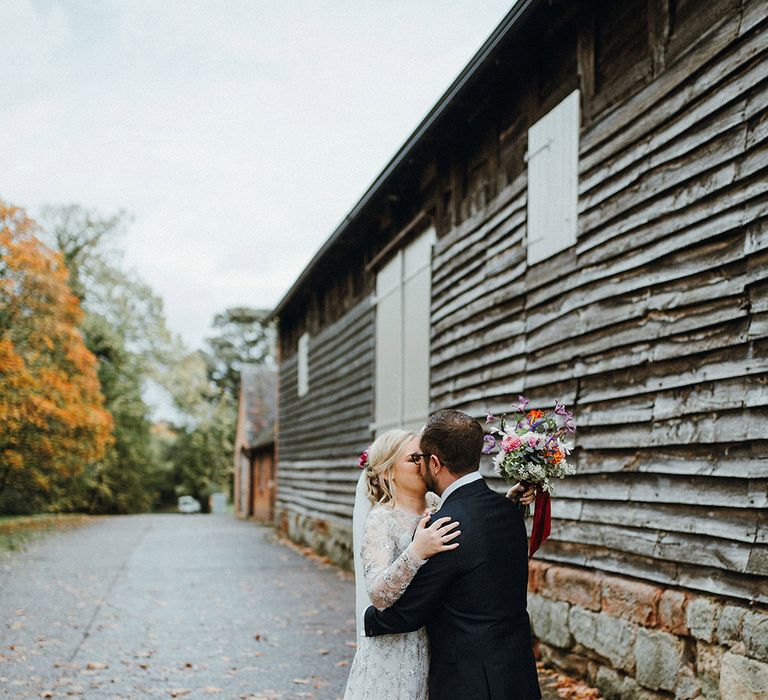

{"left": 564, "top": 416, "right": 576, "bottom": 433}
{"left": 482, "top": 435, "right": 496, "bottom": 454}
{"left": 554, "top": 400, "right": 568, "bottom": 416}
{"left": 485, "top": 411, "right": 495, "bottom": 424}
{"left": 516, "top": 395, "right": 530, "bottom": 413}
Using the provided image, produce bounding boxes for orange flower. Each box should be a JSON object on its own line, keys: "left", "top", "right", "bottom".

{"left": 527, "top": 409, "right": 543, "bottom": 422}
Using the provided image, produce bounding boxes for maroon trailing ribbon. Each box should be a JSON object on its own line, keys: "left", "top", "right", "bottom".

{"left": 529, "top": 488, "right": 551, "bottom": 560}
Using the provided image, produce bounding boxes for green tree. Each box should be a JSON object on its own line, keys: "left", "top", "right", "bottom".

{"left": 39, "top": 204, "right": 174, "bottom": 513}
{"left": 71, "top": 315, "right": 160, "bottom": 513}
{"left": 164, "top": 351, "right": 236, "bottom": 511}
{"left": 203, "top": 306, "right": 273, "bottom": 398}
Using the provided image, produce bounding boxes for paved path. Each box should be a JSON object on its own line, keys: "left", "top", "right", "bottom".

{"left": 1, "top": 514, "right": 565, "bottom": 700}
{"left": 0, "top": 515, "right": 356, "bottom": 700}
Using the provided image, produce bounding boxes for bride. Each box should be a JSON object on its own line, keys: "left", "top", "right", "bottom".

{"left": 343, "top": 429, "right": 533, "bottom": 699}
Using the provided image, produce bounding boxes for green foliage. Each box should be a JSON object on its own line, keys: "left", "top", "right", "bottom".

{"left": 161, "top": 350, "right": 236, "bottom": 511}
{"left": 203, "top": 306, "right": 274, "bottom": 398}
{"left": 4, "top": 203, "right": 272, "bottom": 516}
{"left": 164, "top": 309, "right": 274, "bottom": 509}
{"left": 68, "top": 314, "right": 161, "bottom": 513}
{"left": 39, "top": 204, "right": 175, "bottom": 514}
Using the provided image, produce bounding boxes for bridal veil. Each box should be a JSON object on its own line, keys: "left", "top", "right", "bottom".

{"left": 352, "top": 470, "right": 373, "bottom": 637}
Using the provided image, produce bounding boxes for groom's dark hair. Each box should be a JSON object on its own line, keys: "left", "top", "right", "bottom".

{"left": 421, "top": 409, "right": 484, "bottom": 475}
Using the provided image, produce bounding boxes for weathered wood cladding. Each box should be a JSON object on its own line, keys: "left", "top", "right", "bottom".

{"left": 280, "top": 264, "right": 373, "bottom": 359}
{"left": 429, "top": 5, "right": 768, "bottom": 603}
{"left": 277, "top": 298, "right": 375, "bottom": 527}
{"left": 273, "top": 0, "right": 768, "bottom": 600}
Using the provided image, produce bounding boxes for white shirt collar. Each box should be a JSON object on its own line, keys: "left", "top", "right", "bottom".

{"left": 438, "top": 471, "right": 483, "bottom": 508}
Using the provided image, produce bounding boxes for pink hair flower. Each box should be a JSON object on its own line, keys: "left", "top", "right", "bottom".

{"left": 358, "top": 451, "right": 369, "bottom": 469}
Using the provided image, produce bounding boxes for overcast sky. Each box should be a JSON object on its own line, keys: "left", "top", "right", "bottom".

{"left": 2, "top": 0, "right": 514, "bottom": 350}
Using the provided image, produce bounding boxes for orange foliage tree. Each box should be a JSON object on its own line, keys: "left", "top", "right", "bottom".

{"left": 0, "top": 202, "right": 113, "bottom": 511}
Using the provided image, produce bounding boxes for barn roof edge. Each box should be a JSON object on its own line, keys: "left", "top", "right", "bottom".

{"left": 269, "top": 0, "right": 540, "bottom": 322}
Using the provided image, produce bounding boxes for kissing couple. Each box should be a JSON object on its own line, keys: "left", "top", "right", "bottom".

{"left": 343, "top": 409, "right": 542, "bottom": 700}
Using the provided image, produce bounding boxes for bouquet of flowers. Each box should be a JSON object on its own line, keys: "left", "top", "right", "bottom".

{"left": 483, "top": 396, "right": 576, "bottom": 558}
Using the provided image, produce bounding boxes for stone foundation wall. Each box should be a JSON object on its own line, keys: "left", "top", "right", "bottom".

{"left": 276, "top": 508, "right": 353, "bottom": 571}
{"left": 528, "top": 561, "right": 768, "bottom": 699}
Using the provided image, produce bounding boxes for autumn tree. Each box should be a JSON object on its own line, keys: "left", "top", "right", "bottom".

{"left": 0, "top": 203, "right": 113, "bottom": 513}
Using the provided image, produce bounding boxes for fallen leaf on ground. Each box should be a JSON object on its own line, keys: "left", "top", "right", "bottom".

{"left": 537, "top": 662, "right": 603, "bottom": 700}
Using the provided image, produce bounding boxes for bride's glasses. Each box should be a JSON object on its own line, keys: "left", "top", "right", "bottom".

{"left": 407, "top": 452, "right": 430, "bottom": 464}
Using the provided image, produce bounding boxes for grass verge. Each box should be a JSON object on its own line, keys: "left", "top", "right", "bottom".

{"left": 0, "top": 513, "right": 92, "bottom": 552}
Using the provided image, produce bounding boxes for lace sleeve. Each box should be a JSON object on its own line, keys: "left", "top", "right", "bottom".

{"left": 361, "top": 508, "right": 426, "bottom": 610}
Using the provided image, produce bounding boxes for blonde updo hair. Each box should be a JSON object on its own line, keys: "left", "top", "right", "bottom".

{"left": 364, "top": 429, "right": 416, "bottom": 506}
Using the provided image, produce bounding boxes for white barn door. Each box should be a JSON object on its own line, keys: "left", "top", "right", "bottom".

{"left": 373, "top": 228, "right": 435, "bottom": 436}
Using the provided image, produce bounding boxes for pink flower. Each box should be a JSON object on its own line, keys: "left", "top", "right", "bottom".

{"left": 358, "top": 451, "right": 369, "bottom": 469}
{"left": 527, "top": 436, "right": 539, "bottom": 449}
{"left": 501, "top": 435, "right": 522, "bottom": 452}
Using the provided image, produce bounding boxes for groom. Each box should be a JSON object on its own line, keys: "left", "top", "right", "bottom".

{"left": 364, "top": 409, "right": 541, "bottom": 700}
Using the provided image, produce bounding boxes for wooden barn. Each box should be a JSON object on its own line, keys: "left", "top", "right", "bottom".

{"left": 271, "top": 1, "right": 768, "bottom": 697}
{"left": 233, "top": 364, "right": 276, "bottom": 522}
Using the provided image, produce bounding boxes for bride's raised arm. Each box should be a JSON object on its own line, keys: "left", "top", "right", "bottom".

{"left": 361, "top": 508, "right": 425, "bottom": 610}
{"left": 361, "top": 508, "right": 460, "bottom": 610}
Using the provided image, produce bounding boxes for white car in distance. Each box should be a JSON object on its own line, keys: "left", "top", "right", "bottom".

{"left": 177, "top": 495, "right": 202, "bottom": 514}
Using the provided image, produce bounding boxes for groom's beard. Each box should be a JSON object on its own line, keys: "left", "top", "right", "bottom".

{"left": 421, "top": 466, "right": 439, "bottom": 495}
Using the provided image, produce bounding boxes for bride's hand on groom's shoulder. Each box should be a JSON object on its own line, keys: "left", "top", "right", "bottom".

{"left": 410, "top": 516, "right": 461, "bottom": 560}
{"left": 506, "top": 483, "right": 536, "bottom": 505}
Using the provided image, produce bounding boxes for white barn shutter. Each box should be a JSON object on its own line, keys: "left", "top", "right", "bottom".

{"left": 527, "top": 89, "right": 580, "bottom": 265}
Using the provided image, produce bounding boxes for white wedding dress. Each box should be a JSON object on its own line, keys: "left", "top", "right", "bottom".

{"left": 343, "top": 492, "right": 440, "bottom": 700}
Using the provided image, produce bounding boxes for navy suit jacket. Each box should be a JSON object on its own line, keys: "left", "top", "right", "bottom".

{"left": 364, "top": 478, "right": 541, "bottom": 700}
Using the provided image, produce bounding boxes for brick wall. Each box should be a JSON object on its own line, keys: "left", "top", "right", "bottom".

{"left": 528, "top": 562, "right": 768, "bottom": 699}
